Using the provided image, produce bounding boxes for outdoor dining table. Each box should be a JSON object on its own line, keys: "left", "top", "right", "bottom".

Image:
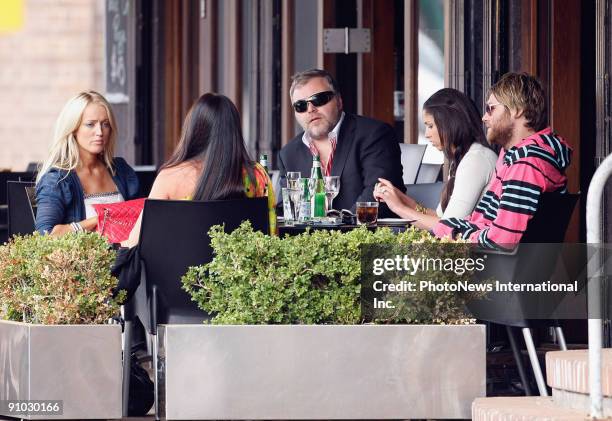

{"left": 277, "top": 219, "right": 412, "bottom": 236}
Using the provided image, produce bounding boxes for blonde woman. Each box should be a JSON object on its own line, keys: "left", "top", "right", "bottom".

{"left": 35, "top": 91, "right": 139, "bottom": 235}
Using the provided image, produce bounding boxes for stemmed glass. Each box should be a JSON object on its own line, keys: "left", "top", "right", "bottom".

{"left": 324, "top": 176, "right": 340, "bottom": 211}
{"left": 286, "top": 172, "right": 301, "bottom": 189}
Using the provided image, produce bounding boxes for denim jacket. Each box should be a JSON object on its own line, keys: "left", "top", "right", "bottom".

{"left": 35, "top": 157, "right": 139, "bottom": 234}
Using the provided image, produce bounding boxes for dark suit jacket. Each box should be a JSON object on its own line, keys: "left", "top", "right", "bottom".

{"left": 278, "top": 113, "right": 405, "bottom": 217}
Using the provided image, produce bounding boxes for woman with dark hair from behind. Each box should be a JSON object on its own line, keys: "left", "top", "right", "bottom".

{"left": 123, "top": 93, "right": 275, "bottom": 246}
{"left": 374, "top": 88, "right": 497, "bottom": 230}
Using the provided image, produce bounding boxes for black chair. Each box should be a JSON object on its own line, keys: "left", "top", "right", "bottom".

{"left": 399, "top": 143, "right": 427, "bottom": 184}
{"left": 122, "top": 197, "right": 270, "bottom": 418}
{"left": 0, "top": 172, "right": 35, "bottom": 203}
{"left": 0, "top": 172, "right": 35, "bottom": 243}
{"left": 133, "top": 165, "right": 158, "bottom": 198}
{"left": 404, "top": 182, "right": 443, "bottom": 210}
{"left": 7, "top": 181, "right": 36, "bottom": 238}
{"left": 415, "top": 163, "right": 442, "bottom": 183}
{"left": 469, "top": 192, "right": 580, "bottom": 396}
{"left": 25, "top": 162, "right": 40, "bottom": 173}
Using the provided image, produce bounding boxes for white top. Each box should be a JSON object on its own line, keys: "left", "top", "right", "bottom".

{"left": 436, "top": 142, "right": 498, "bottom": 219}
{"left": 83, "top": 191, "right": 125, "bottom": 219}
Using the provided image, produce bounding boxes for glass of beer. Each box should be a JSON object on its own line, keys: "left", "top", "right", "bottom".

{"left": 356, "top": 201, "right": 379, "bottom": 226}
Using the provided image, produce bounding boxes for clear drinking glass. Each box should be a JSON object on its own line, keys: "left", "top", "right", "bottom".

{"left": 323, "top": 176, "right": 340, "bottom": 211}
{"left": 286, "top": 172, "right": 301, "bottom": 190}
{"left": 282, "top": 187, "right": 300, "bottom": 225}
{"left": 356, "top": 201, "right": 379, "bottom": 226}
{"left": 298, "top": 178, "right": 312, "bottom": 222}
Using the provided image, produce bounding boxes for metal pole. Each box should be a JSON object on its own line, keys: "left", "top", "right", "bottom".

{"left": 506, "top": 326, "right": 533, "bottom": 396}
{"left": 586, "top": 153, "right": 612, "bottom": 419}
{"left": 554, "top": 326, "right": 568, "bottom": 351}
{"left": 522, "top": 328, "right": 549, "bottom": 396}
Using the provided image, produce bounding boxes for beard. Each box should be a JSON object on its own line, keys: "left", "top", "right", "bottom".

{"left": 487, "top": 121, "right": 514, "bottom": 149}
{"left": 306, "top": 117, "right": 337, "bottom": 140}
{"left": 296, "top": 99, "right": 342, "bottom": 140}
{"left": 308, "top": 120, "right": 334, "bottom": 140}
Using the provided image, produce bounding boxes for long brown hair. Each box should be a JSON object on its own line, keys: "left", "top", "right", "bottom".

{"left": 423, "top": 88, "right": 490, "bottom": 211}
{"left": 162, "top": 93, "right": 255, "bottom": 201}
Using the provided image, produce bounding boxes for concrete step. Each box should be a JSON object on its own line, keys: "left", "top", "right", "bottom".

{"left": 472, "top": 349, "right": 612, "bottom": 420}
{"left": 472, "top": 397, "right": 588, "bottom": 421}
{"left": 545, "top": 348, "right": 612, "bottom": 416}
{"left": 546, "top": 348, "right": 612, "bottom": 396}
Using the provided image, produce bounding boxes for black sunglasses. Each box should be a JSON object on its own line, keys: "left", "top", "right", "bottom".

{"left": 292, "top": 91, "right": 336, "bottom": 113}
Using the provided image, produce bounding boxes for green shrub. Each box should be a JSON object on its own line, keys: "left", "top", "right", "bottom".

{"left": 182, "top": 222, "right": 476, "bottom": 324}
{"left": 0, "top": 232, "right": 123, "bottom": 324}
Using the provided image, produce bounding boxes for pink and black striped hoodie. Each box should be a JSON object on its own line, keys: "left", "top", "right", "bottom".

{"left": 433, "top": 127, "right": 571, "bottom": 250}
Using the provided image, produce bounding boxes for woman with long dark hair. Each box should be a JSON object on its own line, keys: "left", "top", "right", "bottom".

{"left": 374, "top": 88, "right": 496, "bottom": 230}
{"left": 124, "top": 93, "right": 275, "bottom": 245}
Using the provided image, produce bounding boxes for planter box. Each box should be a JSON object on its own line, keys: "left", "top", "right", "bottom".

{"left": 0, "top": 320, "right": 122, "bottom": 420}
{"left": 158, "top": 324, "right": 486, "bottom": 419}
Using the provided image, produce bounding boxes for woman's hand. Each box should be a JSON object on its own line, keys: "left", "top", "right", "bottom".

{"left": 374, "top": 178, "right": 417, "bottom": 207}
{"left": 121, "top": 211, "right": 143, "bottom": 248}
{"left": 81, "top": 216, "right": 99, "bottom": 231}
{"left": 50, "top": 224, "right": 73, "bottom": 237}
{"left": 49, "top": 216, "right": 98, "bottom": 237}
{"left": 373, "top": 178, "right": 414, "bottom": 215}
{"left": 374, "top": 178, "right": 439, "bottom": 230}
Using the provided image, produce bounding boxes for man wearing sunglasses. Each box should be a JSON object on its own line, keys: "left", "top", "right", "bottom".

{"left": 278, "top": 68, "right": 405, "bottom": 216}
{"left": 433, "top": 72, "right": 572, "bottom": 250}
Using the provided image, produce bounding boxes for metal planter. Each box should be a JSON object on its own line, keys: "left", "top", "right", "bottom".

{"left": 158, "top": 324, "right": 486, "bottom": 419}
{"left": 0, "top": 320, "right": 122, "bottom": 419}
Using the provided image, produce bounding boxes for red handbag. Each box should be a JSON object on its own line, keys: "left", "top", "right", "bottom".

{"left": 93, "top": 198, "right": 146, "bottom": 243}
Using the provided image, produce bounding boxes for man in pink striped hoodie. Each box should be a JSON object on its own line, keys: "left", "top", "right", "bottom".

{"left": 433, "top": 72, "right": 572, "bottom": 251}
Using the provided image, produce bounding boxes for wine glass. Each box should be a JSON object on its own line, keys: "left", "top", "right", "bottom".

{"left": 324, "top": 176, "right": 340, "bottom": 211}
{"left": 286, "top": 172, "right": 301, "bottom": 190}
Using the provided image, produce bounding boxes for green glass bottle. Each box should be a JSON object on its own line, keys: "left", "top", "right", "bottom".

{"left": 259, "top": 153, "right": 269, "bottom": 175}
{"left": 310, "top": 156, "right": 326, "bottom": 218}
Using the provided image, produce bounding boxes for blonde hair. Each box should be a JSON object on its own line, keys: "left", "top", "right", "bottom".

{"left": 36, "top": 91, "right": 117, "bottom": 183}
{"left": 489, "top": 72, "right": 547, "bottom": 131}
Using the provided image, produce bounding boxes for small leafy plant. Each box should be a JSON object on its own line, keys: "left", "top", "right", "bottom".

{"left": 0, "top": 232, "right": 123, "bottom": 324}
{"left": 182, "top": 222, "right": 476, "bottom": 325}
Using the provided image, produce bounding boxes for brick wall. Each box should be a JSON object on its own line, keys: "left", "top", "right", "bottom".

{"left": 0, "top": 0, "right": 105, "bottom": 171}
